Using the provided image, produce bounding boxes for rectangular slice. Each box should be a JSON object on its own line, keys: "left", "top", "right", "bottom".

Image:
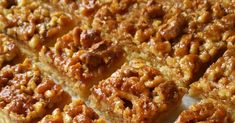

{"left": 89, "top": 58, "right": 185, "bottom": 123}
{"left": 175, "top": 99, "right": 235, "bottom": 123}
{"left": 40, "top": 27, "right": 125, "bottom": 98}
{"left": 146, "top": 0, "right": 235, "bottom": 86}
{"left": 0, "top": 59, "right": 71, "bottom": 123}
{"left": 0, "top": 0, "right": 76, "bottom": 50}
{"left": 189, "top": 49, "right": 235, "bottom": 105}
{"left": 39, "top": 99, "right": 105, "bottom": 123}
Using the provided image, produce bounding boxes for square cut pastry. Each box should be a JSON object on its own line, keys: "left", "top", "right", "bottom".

{"left": 189, "top": 49, "right": 235, "bottom": 105}
{"left": 0, "top": 0, "right": 76, "bottom": 50}
{"left": 145, "top": 0, "right": 235, "bottom": 86}
{"left": 90, "top": 59, "right": 185, "bottom": 123}
{"left": 175, "top": 99, "right": 235, "bottom": 123}
{"left": 0, "top": 59, "right": 71, "bottom": 123}
{"left": 39, "top": 100, "right": 105, "bottom": 123}
{"left": 40, "top": 27, "right": 125, "bottom": 98}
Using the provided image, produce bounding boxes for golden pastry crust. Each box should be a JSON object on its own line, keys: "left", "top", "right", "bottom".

{"left": 39, "top": 100, "right": 105, "bottom": 123}
{"left": 90, "top": 59, "right": 185, "bottom": 123}
{"left": 40, "top": 27, "right": 125, "bottom": 98}
{"left": 189, "top": 49, "right": 235, "bottom": 105}
{"left": 0, "top": 0, "right": 76, "bottom": 50}
{"left": 0, "top": 59, "right": 71, "bottom": 122}
{"left": 175, "top": 99, "right": 234, "bottom": 123}
{"left": 0, "top": 34, "right": 19, "bottom": 68}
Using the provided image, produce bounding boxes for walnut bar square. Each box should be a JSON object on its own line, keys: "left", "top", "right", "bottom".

{"left": 145, "top": 0, "right": 235, "bottom": 86}
{"left": 189, "top": 49, "right": 235, "bottom": 105}
{"left": 40, "top": 27, "right": 125, "bottom": 98}
{"left": 90, "top": 59, "right": 185, "bottom": 123}
{"left": 0, "top": 59, "right": 71, "bottom": 123}
{"left": 39, "top": 100, "right": 105, "bottom": 123}
{"left": 0, "top": 0, "right": 76, "bottom": 50}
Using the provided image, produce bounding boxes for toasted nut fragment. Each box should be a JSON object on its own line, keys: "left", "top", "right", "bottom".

{"left": 159, "top": 14, "right": 186, "bottom": 41}
{"left": 154, "top": 41, "right": 171, "bottom": 54}
{"left": 29, "top": 34, "right": 40, "bottom": 49}
{"left": 198, "top": 11, "right": 211, "bottom": 23}
{"left": 80, "top": 29, "right": 101, "bottom": 49}
{"left": 144, "top": 2, "right": 164, "bottom": 18}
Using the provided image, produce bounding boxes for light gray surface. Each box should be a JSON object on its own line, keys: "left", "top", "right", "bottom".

{"left": 162, "top": 95, "right": 199, "bottom": 123}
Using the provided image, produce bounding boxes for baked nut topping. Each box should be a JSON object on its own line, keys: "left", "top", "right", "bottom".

{"left": 89, "top": 0, "right": 233, "bottom": 87}
{"left": 0, "top": 0, "right": 235, "bottom": 122}
{"left": 40, "top": 100, "right": 105, "bottom": 123}
{"left": 40, "top": 27, "right": 124, "bottom": 96}
{"left": 90, "top": 59, "right": 185, "bottom": 123}
{"left": 147, "top": 0, "right": 235, "bottom": 86}
{"left": 0, "top": 59, "right": 71, "bottom": 122}
{"left": 0, "top": 34, "right": 19, "bottom": 68}
{"left": 91, "top": 0, "right": 165, "bottom": 43}
{"left": 46, "top": 0, "right": 102, "bottom": 31}
{"left": 0, "top": 0, "right": 75, "bottom": 49}
{"left": 49, "top": 0, "right": 234, "bottom": 88}
{"left": 189, "top": 49, "right": 235, "bottom": 105}
{"left": 175, "top": 99, "right": 234, "bottom": 123}
{"left": 47, "top": 0, "right": 168, "bottom": 44}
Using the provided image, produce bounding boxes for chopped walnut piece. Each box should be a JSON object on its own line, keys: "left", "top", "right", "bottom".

{"left": 90, "top": 59, "right": 185, "bottom": 123}
{"left": 175, "top": 99, "right": 234, "bottom": 123}
{"left": 0, "top": 59, "right": 71, "bottom": 122}
{"left": 80, "top": 29, "right": 102, "bottom": 49}
{"left": 39, "top": 100, "right": 105, "bottom": 123}
{"left": 159, "top": 13, "right": 186, "bottom": 41}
